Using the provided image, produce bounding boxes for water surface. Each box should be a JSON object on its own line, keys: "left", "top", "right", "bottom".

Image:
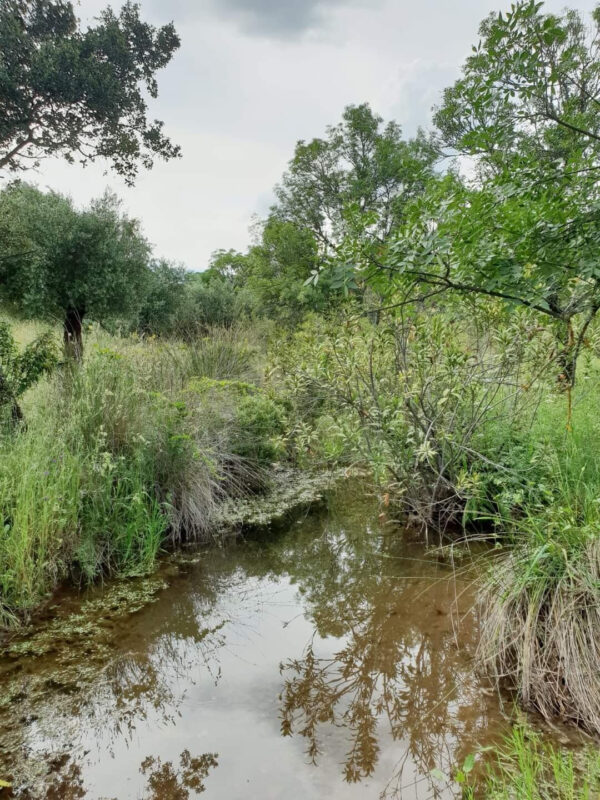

{"left": 0, "top": 487, "right": 512, "bottom": 799}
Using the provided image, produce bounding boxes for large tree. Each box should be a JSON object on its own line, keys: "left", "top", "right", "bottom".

{"left": 0, "top": 183, "right": 151, "bottom": 356}
{"left": 274, "top": 103, "right": 439, "bottom": 293}
{"left": 0, "top": 0, "right": 180, "bottom": 183}
{"left": 384, "top": 2, "right": 600, "bottom": 388}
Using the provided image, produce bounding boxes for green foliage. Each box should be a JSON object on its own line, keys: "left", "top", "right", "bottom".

{"left": 385, "top": 3, "right": 600, "bottom": 387}
{"left": 0, "top": 0, "right": 180, "bottom": 182}
{"left": 478, "top": 386, "right": 600, "bottom": 736}
{"left": 167, "top": 327, "right": 262, "bottom": 383}
{"left": 271, "top": 308, "right": 542, "bottom": 531}
{"left": 0, "top": 319, "right": 57, "bottom": 419}
{"left": 182, "top": 376, "right": 286, "bottom": 467}
{"left": 275, "top": 103, "right": 438, "bottom": 269}
{"left": 232, "top": 392, "right": 285, "bottom": 464}
{"left": 469, "top": 726, "right": 600, "bottom": 799}
{"left": 204, "top": 105, "right": 439, "bottom": 326}
{"left": 0, "top": 325, "right": 278, "bottom": 622}
{"left": 187, "top": 270, "right": 253, "bottom": 330}
{"left": 0, "top": 183, "right": 151, "bottom": 343}
{"left": 243, "top": 218, "right": 333, "bottom": 324}
{"left": 136, "top": 260, "right": 188, "bottom": 336}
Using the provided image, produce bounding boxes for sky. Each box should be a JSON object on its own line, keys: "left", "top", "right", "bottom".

{"left": 30, "top": 0, "right": 600, "bottom": 270}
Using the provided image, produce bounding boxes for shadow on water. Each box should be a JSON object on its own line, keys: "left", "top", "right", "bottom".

{"left": 0, "top": 483, "right": 540, "bottom": 798}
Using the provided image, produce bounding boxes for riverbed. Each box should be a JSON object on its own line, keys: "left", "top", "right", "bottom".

{"left": 0, "top": 486, "right": 536, "bottom": 798}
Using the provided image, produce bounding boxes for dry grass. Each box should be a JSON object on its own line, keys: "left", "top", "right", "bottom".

{"left": 479, "top": 535, "right": 600, "bottom": 735}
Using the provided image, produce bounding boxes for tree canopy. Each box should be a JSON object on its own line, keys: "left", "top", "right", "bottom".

{"left": 274, "top": 103, "right": 438, "bottom": 294}
{"left": 0, "top": 0, "right": 180, "bottom": 183}
{"left": 381, "top": 2, "right": 600, "bottom": 386}
{"left": 0, "top": 183, "right": 151, "bottom": 354}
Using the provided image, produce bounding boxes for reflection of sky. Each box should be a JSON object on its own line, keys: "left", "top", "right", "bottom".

{"left": 28, "top": 0, "right": 599, "bottom": 271}
{"left": 9, "top": 499, "right": 503, "bottom": 799}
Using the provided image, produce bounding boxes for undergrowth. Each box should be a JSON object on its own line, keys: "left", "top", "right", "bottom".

{"left": 0, "top": 324, "right": 286, "bottom": 625}
{"left": 478, "top": 387, "right": 600, "bottom": 735}
{"left": 468, "top": 726, "right": 600, "bottom": 799}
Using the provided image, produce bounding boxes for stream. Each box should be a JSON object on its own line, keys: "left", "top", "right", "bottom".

{"left": 0, "top": 485, "right": 565, "bottom": 798}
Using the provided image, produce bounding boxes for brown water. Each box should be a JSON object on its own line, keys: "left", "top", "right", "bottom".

{"left": 0, "top": 488, "right": 525, "bottom": 799}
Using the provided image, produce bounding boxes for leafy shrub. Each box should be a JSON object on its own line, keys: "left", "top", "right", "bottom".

{"left": 0, "top": 320, "right": 57, "bottom": 422}
{"left": 232, "top": 392, "right": 285, "bottom": 464}
{"left": 271, "top": 310, "right": 542, "bottom": 533}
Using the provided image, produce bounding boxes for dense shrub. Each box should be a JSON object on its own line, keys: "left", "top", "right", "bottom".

{"left": 271, "top": 309, "right": 545, "bottom": 533}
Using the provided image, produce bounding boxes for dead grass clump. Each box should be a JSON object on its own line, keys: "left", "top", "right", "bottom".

{"left": 479, "top": 535, "right": 600, "bottom": 734}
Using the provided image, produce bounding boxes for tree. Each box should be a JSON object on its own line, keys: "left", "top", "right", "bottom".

{"left": 185, "top": 264, "right": 254, "bottom": 331}
{"left": 243, "top": 217, "right": 335, "bottom": 324}
{"left": 136, "top": 260, "right": 187, "bottom": 336}
{"left": 274, "top": 103, "right": 438, "bottom": 293}
{"left": 384, "top": 2, "right": 600, "bottom": 389}
{"left": 0, "top": 0, "right": 180, "bottom": 183}
{"left": 0, "top": 183, "right": 151, "bottom": 356}
{"left": 0, "top": 320, "right": 57, "bottom": 422}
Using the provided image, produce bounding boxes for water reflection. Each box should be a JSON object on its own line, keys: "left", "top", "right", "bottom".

{"left": 28, "top": 750, "right": 219, "bottom": 800}
{"left": 272, "top": 506, "right": 499, "bottom": 795}
{"left": 140, "top": 751, "right": 218, "bottom": 799}
{"left": 0, "top": 486, "right": 508, "bottom": 799}
{"left": 279, "top": 569, "right": 491, "bottom": 789}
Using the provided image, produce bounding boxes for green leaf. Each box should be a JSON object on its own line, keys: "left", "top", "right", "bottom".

{"left": 463, "top": 753, "right": 476, "bottom": 774}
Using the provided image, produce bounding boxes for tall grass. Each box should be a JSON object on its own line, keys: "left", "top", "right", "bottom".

{"left": 478, "top": 386, "right": 600, "bottom": 734}
{"left": 0, "top": 325, "right": 284, "bottom": 625}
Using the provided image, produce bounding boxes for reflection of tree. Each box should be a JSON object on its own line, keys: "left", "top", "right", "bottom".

{"left": 23, "top": 750, "right": 218, "bottom": 800}
{"left": 43, "top": 760, "right": 87, "bottom": 800}
{"left": 275, "top": 494, "right": 497, "bottom": 796}
{"left": 140, "top": 750, "right": 218, "bottom": 799}
{"left": 0, "top": 488, "right": 499, "bottom": 799}
{"left": 0, "top": 576, "right": 227, "bottom": 796}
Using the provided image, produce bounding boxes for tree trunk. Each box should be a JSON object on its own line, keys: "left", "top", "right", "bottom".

{"left": 64, "top": 306, "right": 85, "bottom": 360}
{"left": 10, "top": 400, "right": 23, "bottom": 425}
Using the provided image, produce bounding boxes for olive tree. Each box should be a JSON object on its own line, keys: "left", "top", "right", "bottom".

{"left": 0, "top": 183, "right": 151, "bottom": 357}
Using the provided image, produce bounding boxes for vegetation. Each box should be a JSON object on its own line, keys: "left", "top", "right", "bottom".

{"left": 4, "top": 0, "right": 600, "bottom": 796}
{"left": 0, "top": 323, "right": 285, "bottom": 624}
{"left": 0, "top": 319, "right": 56, "bottom": 422}
{"left": 0, "top": 0, "right": 180, "bottom": 181}
{"left": 0, "top": 183, "right": 151, "bottom": 356}
{"left": 466, "top": 726, "right": 600, "bottom": 799}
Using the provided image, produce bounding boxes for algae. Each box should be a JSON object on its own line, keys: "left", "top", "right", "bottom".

{"left": 214, "top": 467, "right": 349, "bottom": 529}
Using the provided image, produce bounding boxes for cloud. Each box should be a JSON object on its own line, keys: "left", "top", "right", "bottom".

{"left": 215, "top": 0, "right": 342, "bottom": 37}
{"left": 153, "top": 0, "right": 375, "bottom": 39}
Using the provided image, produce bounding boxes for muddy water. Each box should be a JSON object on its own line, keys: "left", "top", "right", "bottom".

{"left": 1, "top": 488, "right": 512, "bottom": 799}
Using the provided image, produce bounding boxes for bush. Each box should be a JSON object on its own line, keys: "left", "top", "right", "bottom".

{"left": 271, "top": 310, "right": 543, "bottom": 533}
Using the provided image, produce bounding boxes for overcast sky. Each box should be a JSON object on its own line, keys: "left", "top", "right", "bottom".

{"left": 33, "top": 0, "right": 599, "bottom": 270}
